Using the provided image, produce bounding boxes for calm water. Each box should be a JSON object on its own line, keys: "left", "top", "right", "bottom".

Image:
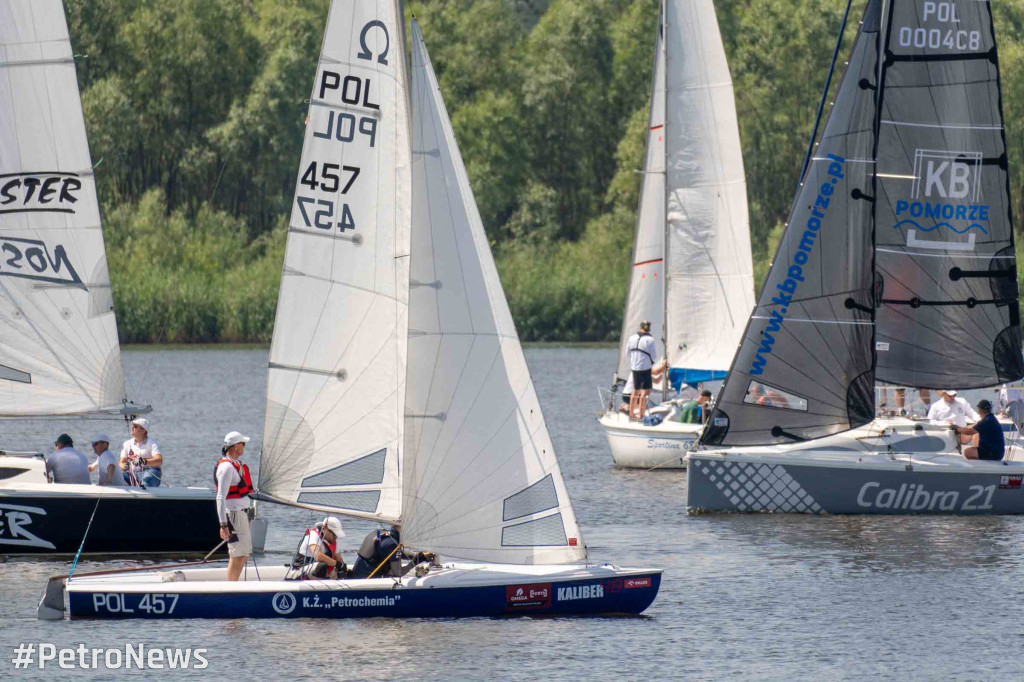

{"left": 1, "top": 346, "right": 1023, "bottom": 680}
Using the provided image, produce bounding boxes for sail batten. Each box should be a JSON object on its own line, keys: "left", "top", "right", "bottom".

{"left": 403, "top": 22, "right": 585, "bottom": 564}
{"left": 0, "top": 0, "right": 126, "bottom": 416}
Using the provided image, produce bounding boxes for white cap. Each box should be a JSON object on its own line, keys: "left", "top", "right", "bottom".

{"left": 91, "top": 433, "right": 111, "bottom": 445}
{"left": 131, "top": 417, "right": 150, "bottom": 431}
{"left": 223, "top": 431, "right": 250, "bottom": 448}
{"left": 322, "top": 516, "right": 344, "bottom": 538}
{"left": 945, "top": 390, "right": 958, "bottom": 397}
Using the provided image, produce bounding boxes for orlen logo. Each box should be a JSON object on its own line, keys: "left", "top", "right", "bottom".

{"left": 624, "top": 577, "right": 652, "bottom": 589}
{"left": 895, "top": 149, "right": 986, "bottom": 251}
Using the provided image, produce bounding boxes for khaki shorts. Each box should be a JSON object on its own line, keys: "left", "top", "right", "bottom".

{"left": 227, "top": 509, "right": 252, "bottom": 558}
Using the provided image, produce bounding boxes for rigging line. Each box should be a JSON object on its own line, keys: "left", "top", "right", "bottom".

{"left": 797, "top": 0, "right": 856, "bottom": 188}
{"left": 68, "top": 497, "right": 101, "bottom": 581}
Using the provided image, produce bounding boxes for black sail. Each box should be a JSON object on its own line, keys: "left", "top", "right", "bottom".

{"left": 874, "top": 0, "right": 1023, "bottom": 387}
{"left": 701, "top": 0, "right": 882, "bottom": 446}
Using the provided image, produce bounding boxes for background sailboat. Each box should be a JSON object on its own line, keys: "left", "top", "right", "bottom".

{"left": 52, "top": 7, "right": 660, "bottom": 619}
{"left": 689, "top": 0, "right": 1024, "bottom": 515}
{"left": 599, "top": 0, "right": 755, "bottom": 468}
{"left": 0, "top": 0, "right": 249, "bottom": 557}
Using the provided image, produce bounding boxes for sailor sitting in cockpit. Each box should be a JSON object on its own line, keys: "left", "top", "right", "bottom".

{"left": 286, "top": 517, "right": 348, "bottom": 580}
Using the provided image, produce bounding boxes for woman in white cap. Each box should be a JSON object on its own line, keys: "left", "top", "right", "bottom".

{"left": 118, "top": 417, "right": 162, "bottom": 487}
{"left": 214, "top": 431, "right": 254, "bottom": 581}
{"left": 286, "top": 516, "right": 347, "bottom": 580}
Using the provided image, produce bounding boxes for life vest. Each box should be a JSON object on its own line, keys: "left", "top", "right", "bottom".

{"left": 212, "top": 458, "right": 253, "bottom": 498}
{"left": 289, "top": 528, "right": 339, "bottom": 579}
{"left": 628, "top": 332, "right": 654, "bottom": 362}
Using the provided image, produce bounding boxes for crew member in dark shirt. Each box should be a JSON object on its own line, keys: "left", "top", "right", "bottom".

{"left": 955, "top": 399, "right": 1004, "bottom": 461}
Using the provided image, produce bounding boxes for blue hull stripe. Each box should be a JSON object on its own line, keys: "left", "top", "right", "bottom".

{"left": 69, "top": 573, "right": 662, "bottom": 619}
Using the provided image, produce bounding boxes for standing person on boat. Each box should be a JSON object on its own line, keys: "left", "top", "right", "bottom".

{"left": 215, "top": 431, "right": 254, "bottom": 581}
{"left": 955, "top": 400, "right": 1005, "bottom": 462}
{"left": 619, "top": 359, "right": 667, "bottom": 414}
{"left": 88, "top": 434, "right": 122, "bottom": 486}
{"left": 926, "top": 390, "right": 979, "bottom": 428}
{"left": 679, "top": 390, "right": 712, "bottom": 424}
{"left": 287, "top": 517, "right": 347, "bottom": 580}
{"left": 45, "top": 434, "right": 91, "bottom": 484}
{"left": 119, "top": 418, "right": 162, "bottom": 487}
{"left": 626, "top": 320, "right": 658, "bottom": 419}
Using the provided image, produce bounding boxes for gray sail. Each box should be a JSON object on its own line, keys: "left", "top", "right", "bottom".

{"left": 874, "top": 0, "right": 1023, "bottom": 387}
{"left": 701, "top": 0, "right": 882, "bottom": 446}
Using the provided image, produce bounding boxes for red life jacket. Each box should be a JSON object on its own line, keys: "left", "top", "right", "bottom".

{"left": 309, "top": 528, "right": 337, "bottom": 558}
{"left": 213, "top": 458, "right": 254, "bottom": 498}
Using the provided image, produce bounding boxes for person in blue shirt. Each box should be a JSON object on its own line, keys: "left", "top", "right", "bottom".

{"left": 955, "top": 399, "right": 1004, "bottom": 461}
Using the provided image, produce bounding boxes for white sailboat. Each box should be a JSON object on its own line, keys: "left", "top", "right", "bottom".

{"left": 687, "top": 0, "right": 1024, "bottom": 514}
{"left": 44, "top": 6, "right": 661, "bottom": 619}
{"left": 0, "top": 0, "right": 259, "bottom": 557}
{"left": 598, "top": 0, "right": 755, "bottom": 468}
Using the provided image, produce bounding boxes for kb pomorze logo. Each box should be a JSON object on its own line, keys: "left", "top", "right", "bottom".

{"left": 894, "top": 149, "right": 987, "bottom": 251}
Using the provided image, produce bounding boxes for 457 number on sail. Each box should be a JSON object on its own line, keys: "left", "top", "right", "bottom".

{"left": 295, "top": 161, "right": 360, "bottom": 232}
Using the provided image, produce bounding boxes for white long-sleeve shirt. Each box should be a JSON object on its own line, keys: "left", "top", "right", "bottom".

{"left": 215, "top": 459, "right": 250, "bottom": 523}
{"left": 927, "top": 397, "right": 979, "bottom": 427}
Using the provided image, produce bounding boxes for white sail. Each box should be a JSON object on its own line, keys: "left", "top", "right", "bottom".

{"left": 663, "top": 0, "right": 754, "bottom": 385}
{"left": 403, "top": 22, "right": 586, "bottom": 564}
{"left": 0, "top": 0, "right": 125, "bottom": 416}
{"left": 615, "top": 25, "right": 666, "bottom": 383}
{"left": 259, "top": 0, "right": 410, "bottom": 522}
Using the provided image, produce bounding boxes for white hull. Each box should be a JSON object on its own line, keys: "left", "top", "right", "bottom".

{"left": 598, "top": 410, "right": 701, "bottom": 469}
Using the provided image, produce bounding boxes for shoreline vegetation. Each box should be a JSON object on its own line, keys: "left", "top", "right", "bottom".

{"left": 68, "top": 0, "right": 1024, "bottom": 344}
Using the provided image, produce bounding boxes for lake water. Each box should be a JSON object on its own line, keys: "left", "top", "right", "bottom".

{"left": 1, "top": 346, "right": 1022, "bottom": 680}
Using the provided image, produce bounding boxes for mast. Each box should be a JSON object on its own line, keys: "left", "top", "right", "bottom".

{"left": 659, "top": 0, "right": 670, "bottom": 397}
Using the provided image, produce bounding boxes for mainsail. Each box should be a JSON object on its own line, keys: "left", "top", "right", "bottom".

{"left": 663, "top": 0, "right": 754, "bottom": 387}
{"left": 259, "top": 0, "right": 410, "bottom": 522}
{"left": 873, "top": 0, "right": 1023, "bottom": 387}
{"left": 0, "top": 0, "right": 125, "bottom": 416}
{"left": 615, "top": 22, "right": 666, "bottom": 385}
{"left": 702, "top": 0, "right": 881, "bottom": 446}
{"left": 403, "top": 22, "right": 585, "bottom": 564}
{"left": 615, "top": 0, "right": 754, "bottom": 390}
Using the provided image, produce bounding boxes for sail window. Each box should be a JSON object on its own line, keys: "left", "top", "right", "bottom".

{"left": 0, "top": 365, "right": 31, "bottom": 384}
{"left": 296, "top": 490, "right": 380, "bottom": 513}
{"left": 742, "top": 381, "right": 808, "bottom": 412}
{"left": 502, "top": 474, "right": 559, "bottom": 522}
{"left": 301, "top": 448, "right": 386, "bottom": 487}
{"left": 501, "top": 512, "right": 567, "bottom": 547}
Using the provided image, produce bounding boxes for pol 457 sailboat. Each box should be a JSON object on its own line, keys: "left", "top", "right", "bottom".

{"left": 687, "top": 0, "right": 1024, "bottom": 514}
{"left": 40, "top": 3, "right": 661, "bottom": 619}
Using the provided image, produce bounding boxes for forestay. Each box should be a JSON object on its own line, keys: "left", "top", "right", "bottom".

{"left": 873, "top": 0, "right": 1023, "bottom": 388}
{"left": 260, "top": 0, "right": 410, "bottom": 522}
{"left": 702, "top": 0, "right": 882, "bottom": 446}
{"left": 0, "top": 0, "right": 125, "bottom": 416}
{"left": 615, "top": 23, "right": 666, "bottom": 385}
{"left": 403, "top": 22, "right": 585, "bottom": 564}
{"left": 663, "top": 0, "right": 754, "bottom": 388}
